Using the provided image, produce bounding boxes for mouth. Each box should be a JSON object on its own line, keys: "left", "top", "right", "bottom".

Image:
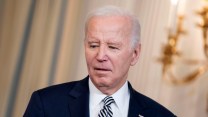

{"left": 94, "top": 67, "right": 111, "bottom": 72}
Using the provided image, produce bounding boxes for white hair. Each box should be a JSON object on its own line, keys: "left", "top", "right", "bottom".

{"left": 85, "top": 5, "right": 141, "bottom": 48}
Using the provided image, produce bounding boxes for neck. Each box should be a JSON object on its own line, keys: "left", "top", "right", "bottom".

{"left": 97, "top": 79, "right": 127, "bottom": 95}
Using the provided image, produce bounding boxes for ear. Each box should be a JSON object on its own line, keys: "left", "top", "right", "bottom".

{"left": 130, "top": 43, "right": 141, "bottom": 66}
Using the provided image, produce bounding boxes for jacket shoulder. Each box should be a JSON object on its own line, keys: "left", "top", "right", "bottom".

{"left": 130, "top": 88, "right": 176, "bottom": 117}
{"left": 24, "top": 78, "right": 89, "bottom": 117}
{"left": 37, "top": 80, "right": 78, "bottom": 96}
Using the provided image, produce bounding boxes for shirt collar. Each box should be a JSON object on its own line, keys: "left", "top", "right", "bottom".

{"left": 111, "top": 80, "right": 129, "bottom": 110}
{"left": 89, "top": 77, "right": 130, "bottom": 110}
{"left": 89, "top": 78, "right": 106, "bottom": 109}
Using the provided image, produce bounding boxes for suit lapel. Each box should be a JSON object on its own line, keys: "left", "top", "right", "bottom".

{"left": 128, "top": 82, "right": 145, "bottom": 117}
{"left": 67, "top": 78, "right": 149, "bottom": 117}
{"left": 68, "top": 77, "right": 90, "bottom": 117}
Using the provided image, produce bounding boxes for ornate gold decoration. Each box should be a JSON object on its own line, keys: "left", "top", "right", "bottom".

{"left": 196, "top": 6, "right": 208, "bottom": 58}
{"left": 158, "top": 6, "right": 208, "bottom": 85}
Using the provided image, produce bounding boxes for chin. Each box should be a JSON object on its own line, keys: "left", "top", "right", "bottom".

{"left": 93, "top": 76, "right": 112, "bottom": 85}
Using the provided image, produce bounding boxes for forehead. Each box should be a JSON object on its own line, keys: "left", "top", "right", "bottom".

{"left": 86, "top": 16, "right": 131, "bottom": 39}
{"left": 87, "top": 31, "right": 125, "bottom": 41}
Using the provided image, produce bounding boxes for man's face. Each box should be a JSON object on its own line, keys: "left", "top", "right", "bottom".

{"left": 85, "top": 16, "right": 140, "bottom": 94}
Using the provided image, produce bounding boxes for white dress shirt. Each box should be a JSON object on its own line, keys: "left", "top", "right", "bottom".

{"left": 89, "top": 78, "right": 130, "bottom": 117}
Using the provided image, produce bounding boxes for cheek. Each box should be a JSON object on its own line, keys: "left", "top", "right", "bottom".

{"left": 113, "top": 53, "right": 132, "bottom": 70}
{"left": 85, "top": 50, "right": 96, "bottom": 66}
{"left": 85, "top": 51, "right": 91, "bottom": 64}
{"left": 85, "top": 55, "right": 92, "bottom": 65}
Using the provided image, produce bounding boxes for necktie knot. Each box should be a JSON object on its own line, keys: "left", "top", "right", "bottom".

{"left": 103, "top": 96, "right": 115, "bottom": 106}
{"left": 98, "top": 96, "right": 115, "bottom": 117}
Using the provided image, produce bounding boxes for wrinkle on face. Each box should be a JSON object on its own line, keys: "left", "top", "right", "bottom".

{"left": 84, "top": 16, "right": 138, "bottom": 95}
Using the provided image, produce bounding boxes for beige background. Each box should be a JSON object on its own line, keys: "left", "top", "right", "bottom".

{"left": 0, "top": 0, "right": 207, "bottom": 117}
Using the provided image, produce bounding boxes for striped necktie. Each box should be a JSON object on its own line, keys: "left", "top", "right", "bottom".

{"left": 98, "top": 96, "right": 115, "bottom": 117}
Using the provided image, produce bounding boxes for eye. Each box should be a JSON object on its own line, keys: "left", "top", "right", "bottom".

{"left": 89, "top": 43, "right": 99, "bottom": 48}
{"left": 109, "top": 46, "right": 118, "bottom": 50}
{"left": 90, "top": 45, "right": 98, "bottom": 48}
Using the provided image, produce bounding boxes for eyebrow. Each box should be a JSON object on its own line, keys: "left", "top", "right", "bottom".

{"left": 107, "top": 41, "right": 122, "bottom": 47}
{"left": 87, "top": 40, "right": 99, "bottom": 43}
{"left": 86, "top": 36, "right": 123, "bottom": 46}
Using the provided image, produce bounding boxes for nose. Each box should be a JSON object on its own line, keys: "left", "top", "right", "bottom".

{"left": 96, "top": 45, "right": 108, "bottom": 62}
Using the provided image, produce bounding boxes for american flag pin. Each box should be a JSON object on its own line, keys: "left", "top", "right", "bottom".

{"left": 138, "top": 114, "right": 144, "bottom": 117}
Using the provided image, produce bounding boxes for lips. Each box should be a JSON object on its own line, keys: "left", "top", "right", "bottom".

{"left": 94, "top": 67, "right": 111, "bottom": 71}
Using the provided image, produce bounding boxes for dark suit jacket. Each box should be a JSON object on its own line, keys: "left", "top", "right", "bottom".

{"left": 24, "top": 76, "right": 176, "bottom": 117}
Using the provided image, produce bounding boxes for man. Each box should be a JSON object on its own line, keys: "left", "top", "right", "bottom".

{"left": 24, "top": 6, "right": 176, "bottom": 117}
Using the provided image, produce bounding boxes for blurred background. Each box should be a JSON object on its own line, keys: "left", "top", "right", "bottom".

{"left": 0, "top": 0, "right": 208, "bottom": 117}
